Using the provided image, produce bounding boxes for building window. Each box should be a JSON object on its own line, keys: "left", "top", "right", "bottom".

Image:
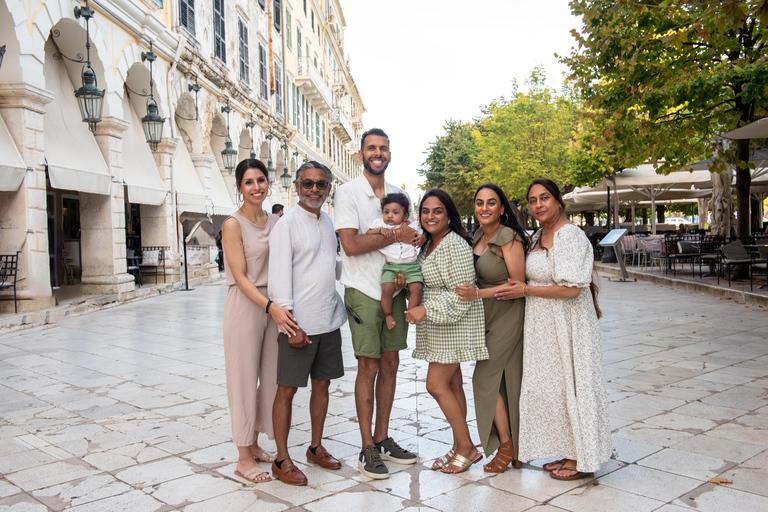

{"left": 274, "top": 0, "right": 282, "bottom": 32}
{"left": 322, "top": 121, "right": 326, "bottom": 154}
{"left": 275, "top": 62, "right": 283, "bottom": 116}
{"left": 238, "top": 19, "right": 249, "bottom": 85}
{"left": 179, "top": 0, "right": 195, "bottom": 35}
{"left": 213, "top": 0, "right": 225, "bottom": 62}
{"left": 259, "top": 43, "right": 268, "bottom": 100}
{"left": 286, "top": 9, "right": 292, "bottom": 50}
{"left": 258, "top": 0, "right": 265, "bottom": 8}
{"left": 303, "top": 0, "right": 306, "bottom": 14}
{"left": 311, "top": 10, "right": 314, "bottom": 31}
{"left": 315, "top": 113, "right": 320, "bottom": 148}
{"left": 292, "top": 83, "right": 297, "bottom": 126}
{"left": 297, "top": 28, "right": 302, "bottom": 56}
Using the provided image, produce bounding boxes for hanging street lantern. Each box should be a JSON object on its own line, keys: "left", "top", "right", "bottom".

{"left": 221, "top": 139, "right": 238, "bottom": 173}
{"left": 73, "top": 1, "right": 104, "bottom": 132}
{"left": 280, "top": 167, "right": 292, "bottom": 191}
{"left": 246, "top": 117, "right": 256, "bottom": 159}
{"left": 265, "top": 134, "right": 275, "bottom": 182}
{"left": 141, "top": 42, "right": 165, "bottom": 150}
{"left": 220, "top": 99, "right": 237, "bottom": 173}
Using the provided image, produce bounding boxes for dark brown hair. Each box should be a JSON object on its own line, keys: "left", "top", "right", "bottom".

{"left": 419, "top": 188, "right": 472, "bottom": 246}
{"left": 235, "top": 158, "right": 269, "bottom": 190}
{"left": 526, "top": 178, "right": 566, "bottom": 210}
{"left": 474, "top": 183, "right": 530, "bottom": 253}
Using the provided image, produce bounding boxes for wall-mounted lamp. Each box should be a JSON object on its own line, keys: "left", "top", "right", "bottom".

{"left": 140, "top": 41, "right": 165, "bottom": 151}
{"left": 220, "top": 98, "right": 238, "bottom": 173}
{"left": 0, "top": 45, "right": 6, "bottom": 71}
{"left": 176, "top": 75, "right": 202, "bottom": 121}
{"left": 73, "top": 0, "right": 104, "bottom": 132}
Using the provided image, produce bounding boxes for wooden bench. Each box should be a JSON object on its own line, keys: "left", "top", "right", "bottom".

{"left": 0, "top": 252, "right": 20, "bottom": 313}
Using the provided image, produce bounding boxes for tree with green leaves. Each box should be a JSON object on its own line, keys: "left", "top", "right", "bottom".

{"left": 563, "top": 0, "right": 768, "bottom": 237}
{"left": 473, "top": 69, "right": 580, "bottom": 206}
{"left": 418, "top": 120, "right": 481, "bottom": 217}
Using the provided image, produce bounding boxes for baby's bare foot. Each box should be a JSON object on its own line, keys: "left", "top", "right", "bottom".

{"left": 386, "top": 315, "right": 396, "bottom": 330}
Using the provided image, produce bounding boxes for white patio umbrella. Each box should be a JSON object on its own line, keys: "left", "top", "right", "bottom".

{"left": 570, "top": 164, "right": 713, "bottom": 233}
{"left": 719, "top": 118, "right": 768, "bottom": 140}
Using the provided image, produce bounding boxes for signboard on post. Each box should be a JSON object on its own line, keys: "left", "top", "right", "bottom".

{"left": 599, "top": 229, "right": 635, "bottom": 281}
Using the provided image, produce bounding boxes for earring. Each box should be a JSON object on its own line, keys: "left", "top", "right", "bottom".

{"left": 238, "top": 192, "right": 243, "bottom": 204}
{"left": 501, "top": 212, "right": 509, "bottom": 224}
{"left": 267, "top": 188, "right": 273, "bottom": 197}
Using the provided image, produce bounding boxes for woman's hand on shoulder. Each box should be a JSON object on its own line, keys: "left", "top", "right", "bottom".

{"left": 404, "top": 305, "right": 426, "bottom": 325}
{"left": 454, "top": 283, "right": 477, "bottom": 301}
{"left": 270, "top": 304, "right": 300, "bottom": 337}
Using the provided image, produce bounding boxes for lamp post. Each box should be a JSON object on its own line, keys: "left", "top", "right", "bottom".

{"left": 265, "top": 134, "right": 276, "bottom": 183}
{"left": 73, "top": 0, "right": 104, "bottom": 132}
{"left": 246, "top": 116, "right": 256, "bottom": 159}
{"left": 220, "top": 99, "right": 238, "bottom": 173}
{"left": 280, "top": 167, "right": 292, "bottom": 191}
{"left": 140, "top": 42, "right": 165, "bottom": 150}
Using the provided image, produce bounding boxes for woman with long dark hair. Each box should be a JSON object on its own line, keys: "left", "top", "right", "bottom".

{"left": 454, "top": 183, "right": 528, "bottom": 473}
{"left": 222, "top": 158, "right": 299, "bottom": 483}
{"left": 405, "top": 188, "right": 487, "bottom": 474}
{"left": 504, "top": 178, "right": 610, "bottom": 480}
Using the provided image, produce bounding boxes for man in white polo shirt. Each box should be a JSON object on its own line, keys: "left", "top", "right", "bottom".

{"left": 335, "top": 128, "right": 421, "bottom": 479}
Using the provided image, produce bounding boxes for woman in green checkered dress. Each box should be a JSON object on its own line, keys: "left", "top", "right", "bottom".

{"left": 405, "top": 189, "right": 487, "bottom": 474}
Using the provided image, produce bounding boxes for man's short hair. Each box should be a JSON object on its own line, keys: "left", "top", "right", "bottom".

{"left": 296, "top": 161, "right": 333, "bottom": 182}
{"left": 360, "top": 128, "right": 389, "bottom": 150}
{"left": 272, "top": 204, "right": 284, "bottom": 214}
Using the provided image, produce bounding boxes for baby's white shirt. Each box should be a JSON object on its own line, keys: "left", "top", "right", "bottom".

{"left": 369, "top": 218, "right": 422, "bottom": 264}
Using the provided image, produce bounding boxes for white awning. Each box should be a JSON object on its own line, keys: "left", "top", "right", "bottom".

{"left": 121, "top": 93, "right": 167, "bottom": 205}
{"left": 43, "top": 40, "right": 111, "bottom": 195}
{"left": 210, "top": 158, "right": 236, "bottom": 216}
{"left": 172, "top": 139, "right": 207, "bottom": 214}
{"left": 720, "top": 118, "right": 768, "bottom": 140}
{"left": 0, "top": 111, "right": 26, "bottom": 191}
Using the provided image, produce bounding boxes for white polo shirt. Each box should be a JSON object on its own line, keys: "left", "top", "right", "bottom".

{"left": 334, "top": 175, "right": 411, "bottom": 301}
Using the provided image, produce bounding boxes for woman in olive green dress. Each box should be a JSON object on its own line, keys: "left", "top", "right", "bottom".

{"left": 455, "top": 184, "right": 529, "bottom": 473}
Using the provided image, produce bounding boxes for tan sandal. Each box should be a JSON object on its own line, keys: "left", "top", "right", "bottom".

{"left": 550, "top": 462, "right": 593, "bottom": 481}
{"left": 543, "top": 458, "right": 568, "bottom": 472}
{"left": 431, "top": 448, "right": 456, "bottom": 470}
{"left": 252, "top": 449, "right": 276, "bottom": 463}
{"left": 441, "top": 452, "right": 482, "bottom": 474}
{"left": 234, "top": 467, "right": 271, "bottom": 484}
{"left": 483, "top": 440, "right": 522, "bottom": 473}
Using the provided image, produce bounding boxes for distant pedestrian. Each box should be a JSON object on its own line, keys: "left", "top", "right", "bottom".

{"left": 222, "top": 159, "right": 299, "bottom": 484}
{"left": 268, "top": 161, "right": 347, "bottom": 486}
{"left": 406, "top": 188, "right": 488, "bottom": 474}
{"left": 455, "top": 183, "right": 528, "bottom": 473}
{"left": 272, "top": 203, "right": 284, "bottom": 217}
{"left": 335, "top": 128, "right": 421, "bottom": 480}
{"left": 506, "top": 178, "right": 611, "bottom": 480}
{"left": 215, "top": 230, "right": 224, "bottom": 271}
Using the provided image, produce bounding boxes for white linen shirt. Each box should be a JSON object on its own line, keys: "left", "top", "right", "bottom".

{"left": 268, "top": 205, "right": 346, "bottom": 336}
{"left": 368, "top": 218, "right": 421, "bottom": 264}
{"left": 334, "top": 175, "right": 411, "bottom": 301}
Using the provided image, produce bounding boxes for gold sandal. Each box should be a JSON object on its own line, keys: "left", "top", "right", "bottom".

{"left": 440, "top": 452, "right": 482, "bottom": 474}
{"left": 432, "top": 448, "right": 456, "bottom": 470}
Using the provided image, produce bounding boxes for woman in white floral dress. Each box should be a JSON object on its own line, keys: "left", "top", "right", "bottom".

{"left": 405, "top": 188, "right": 488, "bottom": 474}
{"left": 503, "top": 179, "right": 611, "bottom": 480}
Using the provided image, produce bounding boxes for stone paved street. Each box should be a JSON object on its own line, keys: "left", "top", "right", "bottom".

{"left": 1, "top": 277, "right": 767, "bottom": 511}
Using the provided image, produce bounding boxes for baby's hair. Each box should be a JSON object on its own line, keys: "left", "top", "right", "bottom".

{"left": 381, "top": 193, "right": 410, "bottom": 216}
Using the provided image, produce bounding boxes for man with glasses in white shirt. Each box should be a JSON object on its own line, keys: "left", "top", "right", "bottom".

{"left": 335, "top": 129, "right": 422, "bottom": 479}
{"left": 268, "top": 161, "right": 346, "bottom": 485}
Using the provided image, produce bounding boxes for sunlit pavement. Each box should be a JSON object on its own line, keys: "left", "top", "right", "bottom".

{"left": 1, "top": 277, "right": 767, "bottom": 511}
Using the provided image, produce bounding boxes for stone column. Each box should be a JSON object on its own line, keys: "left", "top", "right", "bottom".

{"left": 0, "top": 83, "right": 55, "bottom": 311}
{"left": 80, "top": 116, "right": 134, "bottom": 295}
{"left": 146, "top": 137, "right": 180, "bottom": 281}
{"left": 190, "top": 153, "right": 214, "bottom": 212}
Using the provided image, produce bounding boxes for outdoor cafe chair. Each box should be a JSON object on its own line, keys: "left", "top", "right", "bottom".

{"left": 0, "top": 252, "right": 20, "bottom": 313}
{"left": 719, "top": 240, "right": 767, "bottom": 291}
{"left": 698, "top": 235, "right": 723, "bottom": 278}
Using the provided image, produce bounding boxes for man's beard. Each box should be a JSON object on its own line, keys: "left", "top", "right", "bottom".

{"left": 364, "top": 158, "right": 389, "bottom": 176}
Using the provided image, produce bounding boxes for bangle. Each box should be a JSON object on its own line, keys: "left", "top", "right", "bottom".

{"left": 476, "top": 288, "right": 479, "bottom": 300}
{"left": 265, "top": 300, "right": 273, "bottom": 313}
{"left": 522, "top": 285, "right": 526, "bottom": 297}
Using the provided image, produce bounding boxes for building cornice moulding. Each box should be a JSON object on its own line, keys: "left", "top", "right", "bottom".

{"left": 0, "top": 83, "right": 55, "bottom": 113}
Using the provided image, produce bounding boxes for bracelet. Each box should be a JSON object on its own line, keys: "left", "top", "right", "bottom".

{"left": 476, "top": 288, "right": 479, "bottom": 300}
{"left": 522, "top": 285, "right": 526, "bottom": 297}
{"left": 265, "top": 300, "right": 273, "bottom": 313}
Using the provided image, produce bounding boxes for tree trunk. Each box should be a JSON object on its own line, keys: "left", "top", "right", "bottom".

{"left": 698, "top": 198, "right": 710, "bottom": 230}
{"left": 735, "top": 138, "right": 752, "bottom": 239}
{"left": 710, "top": 167, "right": 735, "bottom": 238}
{"left": 656, "top": 205, "right": 665, "bottom": 224}
{"left": 642, "top": 208, "right": 648, "bottom": 224}
{"left": 750, "top": 195, "right": 760, "bottom": 234}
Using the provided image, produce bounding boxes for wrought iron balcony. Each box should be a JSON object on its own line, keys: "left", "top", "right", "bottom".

{"left": 329, "top": 107, "right": 353, "bottom": 144}
{"left": 296, "top": 56, "right": 333, "bottom": 115}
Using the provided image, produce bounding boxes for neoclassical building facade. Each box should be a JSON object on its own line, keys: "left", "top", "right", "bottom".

{"left": 0, "top": 0, "right": 365, "bottom": 313}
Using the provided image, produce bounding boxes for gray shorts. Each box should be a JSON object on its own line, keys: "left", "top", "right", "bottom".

{"left": 276, "top": 328, "right": 344, "bottom": 387}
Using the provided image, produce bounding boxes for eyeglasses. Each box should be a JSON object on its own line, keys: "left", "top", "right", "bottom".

{"left": 299, "top": 179, "right": 330, "bottom": 190}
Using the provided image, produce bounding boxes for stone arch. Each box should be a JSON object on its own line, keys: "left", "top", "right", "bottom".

{"left": 48, "top": 18, "right": 110, "bottom": 117}
{"left": 237, "top": 130, "right": 253, "bottom": 162}
{"left": 276, "top": 147, "right": 285, "bottom": 175}
{"left": 259, "top": 141, "right": 269, "bottom": 167}
{"left": 209, "top": 112, "right": 229, "bottom": 169}
{"left": 173, "top": 91, "right": 200, "bottom": 153}
{"left": 0, "top": 3, "right": 22, "bottom": 83}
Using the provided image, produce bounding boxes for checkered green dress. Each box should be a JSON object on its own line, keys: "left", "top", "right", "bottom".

{"left": 412, "top": 231, "right": 488, "bottom": 364}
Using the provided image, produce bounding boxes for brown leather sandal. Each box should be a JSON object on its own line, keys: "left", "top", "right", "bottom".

{"left": 483, "top": 440, "right": 522, "bottom": 473}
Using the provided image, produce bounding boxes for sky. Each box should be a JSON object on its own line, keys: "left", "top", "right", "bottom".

{"left": 341, "top": 0, "right": 582, "bottom": 198}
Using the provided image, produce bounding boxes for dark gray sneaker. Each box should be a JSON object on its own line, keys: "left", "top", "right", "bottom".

{"left": 376, "top": 437, "right": 417, "bottom": 465}
{"left": 358, "top": 445, "right": 389, "bottom": 479}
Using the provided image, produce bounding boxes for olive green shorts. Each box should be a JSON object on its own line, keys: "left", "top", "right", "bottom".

{"left": 380, "top": 261, "right": 424, "bottom": 286}
{"left": 344, "top": 288, "right": 408, "bottom": 359}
